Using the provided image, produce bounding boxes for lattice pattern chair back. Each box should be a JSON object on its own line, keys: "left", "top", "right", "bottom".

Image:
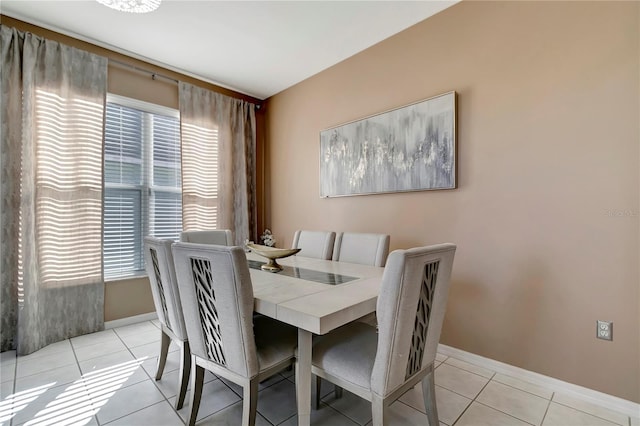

{"left": 332, "top": 232, "right": 390, "bottom": 267}
{"left": 172, "top": 242, "right": 259, "bottom": 378}
{"left": 370, "top": 243, "right": 456, "bottom": 397}
{"left": 180, "top": 229, "right": 234, "bottom": 246}
{"left": 292, "top": 230, "right": 336, "bottom": 260}
{"left": 143, "top": 237, "right": 187, "bottom": 340}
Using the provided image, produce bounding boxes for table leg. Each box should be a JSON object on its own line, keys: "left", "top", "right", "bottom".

{"left": 296, "top": 329, "right": 312, "bottom": 426}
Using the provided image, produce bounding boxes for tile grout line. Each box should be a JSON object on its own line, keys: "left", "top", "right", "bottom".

{"left": 114, "top": 320, "right": 269, "bottom": 425}
{"left": 10, "top": 354, "right": 17, "bottom": 426}
{"left": 13, "top": 341, "right": 88, "bottom": 426}
{"left": 539, "top": 392, "right": 554, "bottom": 426}
{"left": 114, "top": 320, "right": 271, "bottom": 425}
{"left": 212, "top": 378, "right": 256, "bottom": 421}
{"left": 317, "top": 392, "right": 369, "bottom": 426}
{"left": 11, "top": 348, "right": 77, "bottom": 382}
{"left": 276, "top": 412, "right": 297, "bottom": 425}
{"left": 550, "top": 399, "right": 629, "bottom": 426}
{"left": 69, "top": 336, "right": 101, "bottom": 426}
{"left": 449, "top": 370, "right": 496, "bottom": 426}
{"left": 396, "top": 399, "right": 434, "bottom": 423}
{"left": 100, "top": 400, "right": 173, "bottom": 426}
{"left": 317, "top": 400, "right": 363, "bottom": 426}
{"left": 110, "top": 321, "right": 186, "bottom": 425}
{"left": 468, "top": 358, "right": 630, "bottom": 426}
{"left": 473, "top": 400, "right": 538, "bottom": 426}
{"left": 445, "top": 360, "right": 571, "bottom": 426}
{"left": 440, "top": 345, "right": 639, "bottom": 418}
{"left": 321, "top": 386, "right": 380, "bottom": 426}
{"left": 449, "top": 397, "right": 470, "bottom": 426}
{"left": 489, "top": 374, "right": 553, "bottom": 402}
{"left": 460, "top": 369, "right": 556, "bottom": 426}
{"left": 433, "top": 365, "right": 495, "bottom": 408}
{"left": 219, "top": 373, "right": 306, "bottom": 425}
{"left": 391, "top": 369, "right": 491, "bottom": 426}
{"left": 443, "top": 358, "right": 495, "bottom": 380}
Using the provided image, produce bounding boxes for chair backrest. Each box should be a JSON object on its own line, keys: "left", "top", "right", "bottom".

{"left": 143, "top": 237, "right": 188, "bottom": 341}
{"left": 180, "top": 230, "right": 234, "bottom": 246}
{"left": 291, "top": 230, "right": 336, "bottom": 260}
{"left": 172, "top": 242, "right": 258, "bottom": 378}
{"left": 332, "top": 232, "right": 390, "bottom": 267}
{"left": 370, "top": 243, "right": 456, "bottom": 397}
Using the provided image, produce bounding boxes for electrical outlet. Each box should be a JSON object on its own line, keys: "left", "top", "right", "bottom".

{"left": 597, "top": 320, "right": 613, "bottom": 341}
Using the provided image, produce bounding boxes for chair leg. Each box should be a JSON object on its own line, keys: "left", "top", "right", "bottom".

{"left": 371, "top": 394, "right": 387, "bottom": 426}
{"left": 241, "top": 378, "right": 259, "bottom": 426}
{"left": 175, "top": 341, "right": 191, "bottom": 410}
{"left": 187, "top": 360, "right": 204, "bottom": 426}
{"left": 312, "top": 375, "right": 321, "bottom": 410}
{"left": 155, "top": 330, "right": 171, "bottom": 380}
{"left": 422, "top": 371, "right": 439, "bottom": 426}
{"left": 334, "top": 385, "right": 343, "bottom": 399}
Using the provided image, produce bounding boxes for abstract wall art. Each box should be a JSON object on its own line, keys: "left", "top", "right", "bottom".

{"left": 320, "top": 91, "right": 456, "bottom": 197}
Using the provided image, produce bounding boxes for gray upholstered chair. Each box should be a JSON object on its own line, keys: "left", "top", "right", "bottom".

{"left": 332, "top": 232, "right": 390, "bottom": 267}
{"left": 324, "top": 232, "right": 390, "bottom": 398}
{"left": 171, "top": 242, "right": 297, "bottom": 426}
{"left": 143, "top": 237, "right": 191, "bottom": 410}
{"left": 311, "top": 244, "right": 456, "bottom": 426}
{"left": 291, "top": 230, "right": 336, "bottom": 260}
{"left": 180, "top": 229, "right": 234, "bottom": 246}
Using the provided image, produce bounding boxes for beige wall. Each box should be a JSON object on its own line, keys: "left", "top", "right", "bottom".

{"left": 265, "top": 1, "right": 639, "bottom": 402}
{"left": 104, "top": 277, "right": 156, "bottom": 322}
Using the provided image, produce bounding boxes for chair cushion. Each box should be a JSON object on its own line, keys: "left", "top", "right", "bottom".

{"left": 333, "top": 232, "right": 389, "bottom": 267}
{"left": 254, "top": 315, "right": 297, "bottom": 372}
{"left": 180, "top": 230, "right": 233, "bottom": 245}
{"left": 312, "top": 322, "right": 377, "bottom": 391}
{"left": 293, "top": 230, "right": 335, "bottom": 260}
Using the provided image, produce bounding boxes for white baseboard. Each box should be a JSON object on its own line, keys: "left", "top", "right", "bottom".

{"left": 438, "top": 344, "right": 639, "bottom": 418}
{"left": 104, "top": 312, "right": 158, "bottom": 330}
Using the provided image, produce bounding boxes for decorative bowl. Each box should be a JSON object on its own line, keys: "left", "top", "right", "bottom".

{"left": 246, "top": 244, "right": 301, "bottom": 272}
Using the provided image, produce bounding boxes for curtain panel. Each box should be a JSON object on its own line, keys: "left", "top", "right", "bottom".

{"left": 179, "top": 82, "right": 257, "bottom": 246}
{"left": 0, "top": 26, "right": 107, "bottom": 354}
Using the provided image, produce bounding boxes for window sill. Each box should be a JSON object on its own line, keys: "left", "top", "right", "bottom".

{"left": 105, "top": 272, "right": 148, "bottom": 284}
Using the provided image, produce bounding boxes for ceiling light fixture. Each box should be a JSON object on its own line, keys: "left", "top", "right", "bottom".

{"left": 96, "top": 0, "right": 161, "bottom": 13}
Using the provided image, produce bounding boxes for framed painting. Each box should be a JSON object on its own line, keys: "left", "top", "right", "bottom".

{"left": 320, "top": 91, "right": 456, "bottom": 198}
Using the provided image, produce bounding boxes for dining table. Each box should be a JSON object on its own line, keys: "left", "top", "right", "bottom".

{"left": 245, "top": 250, "right": 385, "bottom": 426}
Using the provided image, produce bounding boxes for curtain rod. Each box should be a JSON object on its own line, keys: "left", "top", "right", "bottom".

{"left": 108, "top": 58, "right": 262, "bottom": 109}
{"left": 109, "top": 58, "right": 179, "bottom": 84}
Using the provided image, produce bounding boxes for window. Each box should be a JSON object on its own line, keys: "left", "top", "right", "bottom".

{"left": 103, "top": 95, "right": 181, "bottom": 279}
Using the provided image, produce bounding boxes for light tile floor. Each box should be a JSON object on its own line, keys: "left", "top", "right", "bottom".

{"left": 0, "top": 320, "right": 636, "bottom": 426}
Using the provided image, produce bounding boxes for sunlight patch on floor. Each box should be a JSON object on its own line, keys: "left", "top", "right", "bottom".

{"left": 2, "top": 357, "right": 148, "bottom": 426}
{"left": 0, "top": 383, "right": 53, "bottom": 424}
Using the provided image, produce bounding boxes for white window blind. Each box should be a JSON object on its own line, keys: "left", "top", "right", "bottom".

{"left": 103, "top": 95, "right": 181, "bottom": 279}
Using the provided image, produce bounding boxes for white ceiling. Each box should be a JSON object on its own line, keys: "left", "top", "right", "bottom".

{"left": 1, "top": 0, "right": 457, "bottom": 100}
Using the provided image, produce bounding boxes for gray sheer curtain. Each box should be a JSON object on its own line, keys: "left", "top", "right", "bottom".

{"left": 179, "top": 82, "right": 257, "bottom": 245}
{"left": 1, "top": 26, "right": 107, "bottom": 354}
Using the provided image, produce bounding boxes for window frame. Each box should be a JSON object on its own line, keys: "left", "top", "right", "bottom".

{"left": 103, "top": 94, "right": 181, "bottom": 280}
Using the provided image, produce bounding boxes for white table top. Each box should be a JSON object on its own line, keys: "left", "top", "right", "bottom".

{"left": 247, "top": 252, "right": 384, "bottom": 335}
